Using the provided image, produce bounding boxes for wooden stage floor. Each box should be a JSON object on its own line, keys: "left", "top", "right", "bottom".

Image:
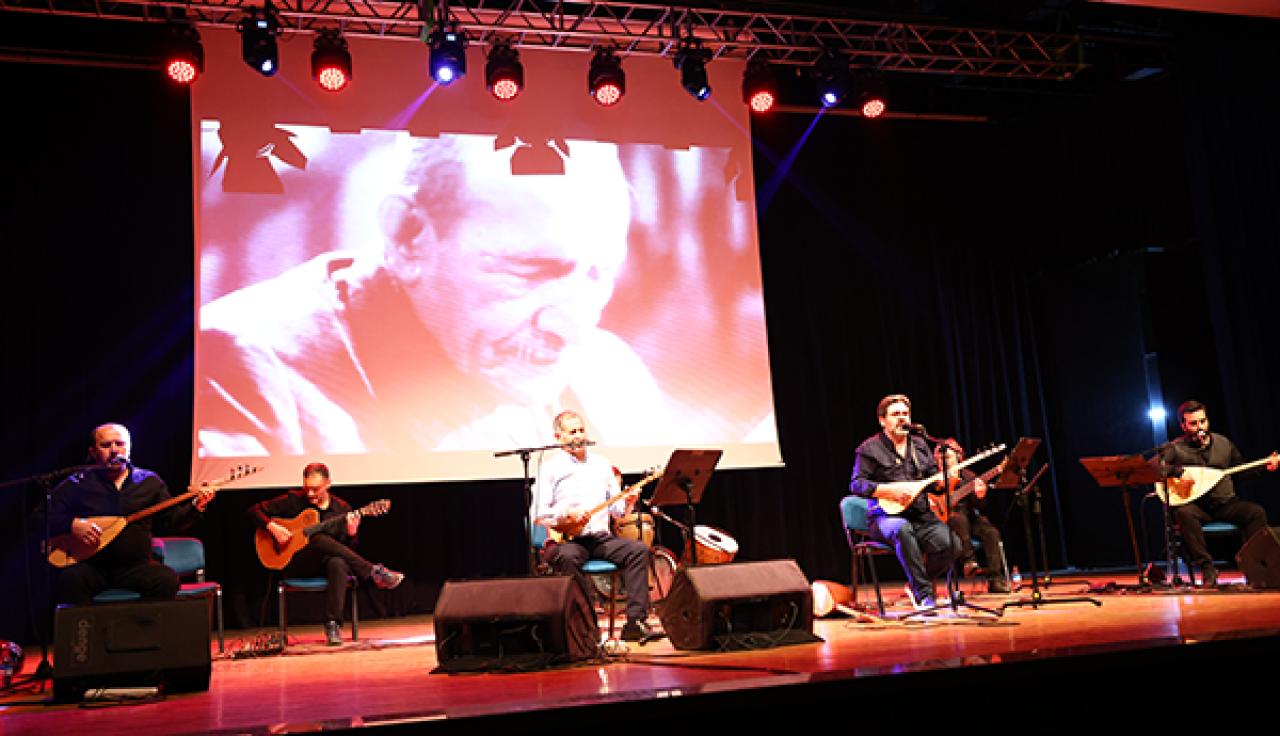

{"left": 4, "top": 570, "right": 1280, "bottom": 735}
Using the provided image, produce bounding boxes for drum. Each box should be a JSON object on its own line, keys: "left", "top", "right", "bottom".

{"left": 681, "top": 525, "right": 738, "bottom": 565}
{"left": 613, "top": 512, "right": 655, "bottom": 548}
{"left": 650, "top": 546, "right": 677, "bottom": 602}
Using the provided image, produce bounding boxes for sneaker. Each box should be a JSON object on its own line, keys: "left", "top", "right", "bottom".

{"left": 324, "top": 620, "right": 342, "bottom": 646}
{"left": 988, "top": 577, "right": 1012, "bottom": 594}
{"left": 1201, "top": 565, "right": 1218, "bottom": 587}
{"left": 620, "top": 619, "right": 655, "bottom": 642}
{"left": 371, "top": 564, "right": 405, "bottom": 590}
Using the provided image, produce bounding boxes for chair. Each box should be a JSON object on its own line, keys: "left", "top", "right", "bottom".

{"left": 531, "top": 521, "right": 621, "bottom": 639}
{"left": 839, "top": 495, "right": 893, "bottom": 616}
{"left": 92, "top": 588, "right": 142, "bottom": 603}
{"left": 278, "top": 575, "right": 359, "bottom": 643}
{"left": 152, "top": 536, "right": 225, "bottom": 653}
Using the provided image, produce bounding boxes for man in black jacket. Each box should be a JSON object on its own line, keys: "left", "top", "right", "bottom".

{"left": 249, "top": 462, "right": 403, "bottom": 644}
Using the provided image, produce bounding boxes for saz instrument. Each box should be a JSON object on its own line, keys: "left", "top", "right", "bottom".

{"left": 929, "top": 460, "right": 1007, "bottom": 523}
{"left": 874, "top": 444, "right": 1007, "bottom": 516}
{"left": 541, "top": 470, "right": 662, "bottom": 544}
{"left": 1153, "top": 455, "right": 1277, "bottom": 506}
{"left": 255, "top": 499, "right": 391, "bottom": 570}
{"left": 46, "top": 464, "right": 261, "bottom": 568}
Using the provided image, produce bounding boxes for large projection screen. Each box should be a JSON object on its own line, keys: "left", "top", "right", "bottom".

{"left": 191, "top": 28, "right": 780, "bottom": 486}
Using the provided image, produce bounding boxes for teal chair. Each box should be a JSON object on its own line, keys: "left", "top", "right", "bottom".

{"left": 152, "top": 537, "right": 225, "bottom": 652}
{"left": 531, "top": 521, "right": 619, "bottom": 639}
{"left": 278, "top": 575, "right": 359, "bottom": 643}
{"left": 839, "top": 495, "right": 892, "bottom": 616}
{"left": 91, "top": 588, "right": 142, "bottom": 603}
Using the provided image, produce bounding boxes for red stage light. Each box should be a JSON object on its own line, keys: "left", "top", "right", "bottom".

{"left": 748, "top": 90, "right": 776, "bottom": 113}
{"left": 166, "top": 58, "right": 199, "bottom": 85}
{"left": 861, "top": 97, "right": 887, "bottom": 119}
{"left": 316, "top": 65, "right": 350, "bottom": 92}
{"left": 593, "top": 82, "right": 623, "bottom": 107}
{"left": 491, "top": 77, "right": 521, "bottom": 101}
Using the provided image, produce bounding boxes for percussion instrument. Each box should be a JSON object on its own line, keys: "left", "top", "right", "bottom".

{"left": 681, "top": 525, "right": 738, "bottom": 565}
{"left": 613, "top": 511, "right": 656, "bottom": 547}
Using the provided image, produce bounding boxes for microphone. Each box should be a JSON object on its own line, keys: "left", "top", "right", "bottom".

{"left": 1196, "top": 429, "right": 1209, "bottom": 444}
{"left": 565, "top": 439, "right": 597, "bottom": 448}
{"left": 903, "top": 424, "right": 926, "bottom": 436}
{"left": 108, "top": 455, "right": 130, "bottom": 467}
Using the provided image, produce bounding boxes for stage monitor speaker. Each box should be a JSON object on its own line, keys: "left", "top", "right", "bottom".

{"left": 432, "top": 575, "right": 597, "bottom": 673}
{"left": 54, "top": 597, "right": 211, "bottom": 702}
{"left": 657, "top": 559, "right": 821, "bottom": 651}
{"left": 1237, "top": 526, "right": 1280, "bottom": 589}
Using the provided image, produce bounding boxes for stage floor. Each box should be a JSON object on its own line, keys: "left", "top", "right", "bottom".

{"left": 4, "top": 570, "right": 1280, "bottom": 735}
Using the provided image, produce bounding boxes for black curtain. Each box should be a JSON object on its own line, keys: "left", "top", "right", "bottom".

{"left": 4, "top": 10, "right": 1280, "bottom": 645}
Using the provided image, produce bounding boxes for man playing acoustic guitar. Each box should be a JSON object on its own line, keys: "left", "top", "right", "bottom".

{"left": 533, "top": 411, "right": 656, "bottom": 642}
{"left": 1159, "top": 400, "right": 1278, "bottom": 587}
{"left": 48, "top": 423, "right": 219, "bottom": 605}
{"left": 249, "top": 463, "right": 404, "bottom": 645}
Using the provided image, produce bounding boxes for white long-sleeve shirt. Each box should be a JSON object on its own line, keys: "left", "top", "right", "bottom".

{"left": 533, "top": 451, "right": 621, "bottom": 537}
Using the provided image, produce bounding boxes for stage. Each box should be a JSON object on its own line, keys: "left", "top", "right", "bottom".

{"left": 4, "top": 570, "right": 1279, "bottom": 735}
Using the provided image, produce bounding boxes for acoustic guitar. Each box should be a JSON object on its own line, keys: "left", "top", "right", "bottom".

{"left": 874, "top": 444, "right": 1007, "bottom": 516}
{"left": 929, "top": 460, "right": 1007, "bottom": 523}
{"left": 255, "top": 499, "right": 391, "bottom": 570}
{"left": 540, "top": 470, "right": 661, "bottom": 544}
{"left": 46, "top": 464, "right": 261, "bottom": 568}
{"left": 1152, "top": 454, "right": 1278, "bottom": 506}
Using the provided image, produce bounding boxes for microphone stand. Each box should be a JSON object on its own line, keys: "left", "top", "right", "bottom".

{"left": 494, "top": 441, "right": 588, "bottom": 575}
{"left": 0, "top": 463, "right": 97, "bottom": 690}
{"left": 903, "top": 427, "right": 1001, "bottom": 621}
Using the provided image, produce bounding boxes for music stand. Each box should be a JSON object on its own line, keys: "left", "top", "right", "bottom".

{"left": 649, "top": 449, "right": 722, "bottom": 566}
{"left": 1080, "top": 454, "right": 1163, "bottom": 589}
{"left": 494, "top": 441, "right": 579, "bottom": 575}
{"left": 1000, "top": 458, "right": 1102, "bottom": 612}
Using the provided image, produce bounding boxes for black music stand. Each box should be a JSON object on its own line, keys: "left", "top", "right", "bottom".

{"left": 1080, "top": 454, "right": 1164, "bottom": 589}
{"left": 994, "top": 437, "right": 1080, "bottom": 592}
{"left": 649, "top": 449, "right": 722, "bottom": 566}
{"left": 1000, "top": 452, "right": 1102, "bottom": 612}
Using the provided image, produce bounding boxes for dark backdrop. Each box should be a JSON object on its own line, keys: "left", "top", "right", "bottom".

{"left": 3, "top": 9, "right": 1278, "bottom": 643}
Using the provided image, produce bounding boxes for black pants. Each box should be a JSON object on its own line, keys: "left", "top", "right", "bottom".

{"left": 58, "top": 558, "right": 179, "bottom": 605}
{"left": 948, "top": 510, "right": 1005, "bottom": 579}
{"left": 545, "top": 533, "right": 651, "bottom": 622}
{"left": 1176, "top": 497, "right": 1268, "bottom": 568}
{"left": 283, "top": 533, "right": 374, "bottom": 624}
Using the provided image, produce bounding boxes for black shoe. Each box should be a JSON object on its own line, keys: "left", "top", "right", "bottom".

{"left": 1201, "top": 566, "right": 1219, "bottom": 587}
{"left": 988, "top": 578, "right": 1011, "bottom": 594}
{"left": 325, "top": 620, "right": 342, "bottom": 646}
{"left": 621, "top": 619, "right": 654, "bottom": 642}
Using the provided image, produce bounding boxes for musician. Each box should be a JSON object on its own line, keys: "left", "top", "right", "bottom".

{"left": 1159, "top": 400, "right": 1279, "bottom": 587}
{"left": 848, "top": 394, "right": 962, "bottom": 610}
{"left": 936, "top": 442, "right": 1010, "bottom": 594}
{"left": 533, "top": 411, "right": 654, "bottom": 641}
{"left": 249, "top": 463, "right": 404, "bottom": 645}
{"left": 48, "top": 423, "right": 218, "bottom": 605}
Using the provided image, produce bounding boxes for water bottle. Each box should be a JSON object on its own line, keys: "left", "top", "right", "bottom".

{"left": 1010, "top": 566, "right": 1022, "bottom": 586}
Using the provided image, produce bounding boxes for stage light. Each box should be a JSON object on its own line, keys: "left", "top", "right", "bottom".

{"left": 428, "top": 25, "right": 467, "bottom": 85}
{"left": 854, "top": 73, "right": 889, "bottom": 118}
{"left": 238, "top": 6, "right": 280, "bottom": 77}
{"left": 814, "top": 52, "right": 850, "bottom": 107}
{"left": 163, "top": 24, "right": 204, "bottom": 85}
{"left": 311, "top": 30, "right": 352, "bottom": 92}
{"left": 741, "top": 60, "right": 778, "bottom": 113}
{"left": 1148, "top": 406, "right": 1167, "bottom": 423}
{"left": 588, "top": 48, "right": 625, "bottom": 107}
{"left": 673, "top": 37, "right": 712, "bottom": 101}
{"left": 485, "top": 41, "right": 523, "bottom": 101}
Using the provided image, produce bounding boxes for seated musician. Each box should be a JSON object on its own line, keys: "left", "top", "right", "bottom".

{"left": 249, "top": 462, "right": 404, "bottom": 645}
{"left": 47, "top": 423, "right": 218, "bottom": 605}
{"left": 1159, "top": 400, "right": 1278, "bottom": 586}
{"left": 935, "top": 441, "right": 1009, "bottom": 594}
{"left": 533, "top": 410, "right": 655, "bottom": 642}
{"left": 848, "top": 394, "right": 961, "bottom": 610}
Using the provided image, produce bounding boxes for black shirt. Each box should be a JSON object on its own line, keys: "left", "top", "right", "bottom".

{"left": 47, "top": 465, "right": 199, "bottom": 564}
{"left": 849, "top": 432, "right": 941, "bottom": 520}
{"left": 249, "top": 490, "right": 356, "bottom": 545}
{"left": 1160, "top": 432, "right": 1249, "bottom": 507}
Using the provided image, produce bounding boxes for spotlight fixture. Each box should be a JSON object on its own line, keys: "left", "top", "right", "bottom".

{"left": 741, "top": 60, "right": 778, "bottom": 113}
{"left": 813, "top": 52, "right": 850, "bottom": 107}
{"left": 163, "top": 24, "right": 204, "bottom": 85}
{"left": 588, "top": 48, "right": 625, "bottom": 107}
{"left": 854, "top": 73, "right": 889, "bottom": 119}
{"left": 485, "top": 41, "right": 524, "bottom": 101}
{"left": 673, "top": 37, "right": 712, "bottom": 101}
{"left": 428, "top": 24, "right": 467, "bottom": 85}
{"left": 312, "top": 29, "right": 353, "bottom": 92}
{"left": 238, "top": 6, "right": 281, "bottom": 77}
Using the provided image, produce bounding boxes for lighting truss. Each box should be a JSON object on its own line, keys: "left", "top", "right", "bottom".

{"left": 0, "top": 0, "right": 1086, "bottom": 81}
